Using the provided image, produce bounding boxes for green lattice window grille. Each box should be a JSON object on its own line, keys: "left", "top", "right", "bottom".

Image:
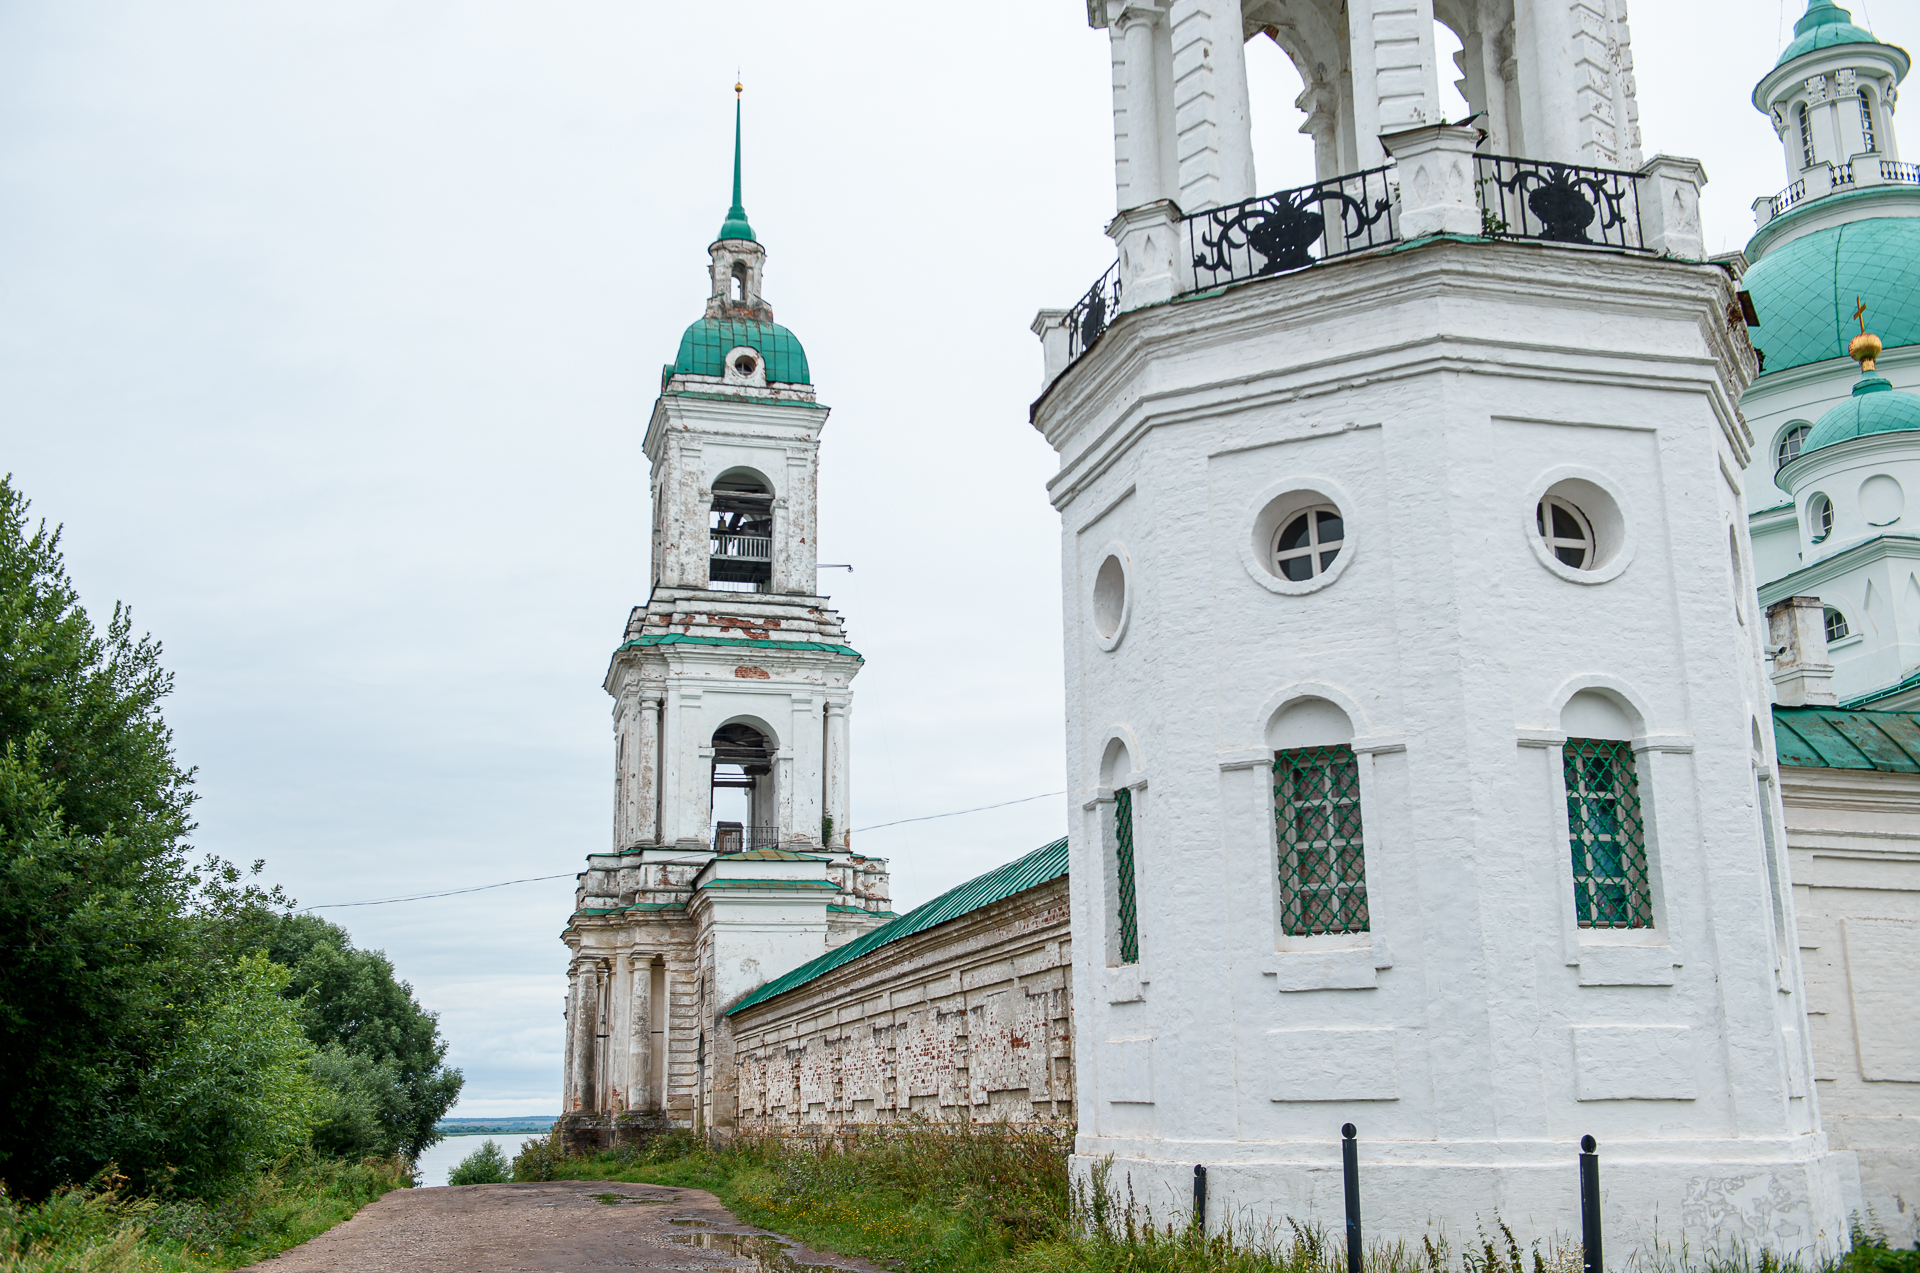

{"left": 1113, "top": 787, "right": 1140, "bottom": 965}
{"left": 1274, "top": 745, "right": 1370, "bottom": 936}
{"left": 1564, "top": 738, "right": 1653, "bottom": 929}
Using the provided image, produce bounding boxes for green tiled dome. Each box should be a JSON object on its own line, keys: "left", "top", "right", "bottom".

{"left": 1799, "top": 371, "right": 1920, "bottom": 457}
{"left": 672, "top": 318, "right": 810, "bottom": 385}
{"left": 1744, "top": 218, "right": 1920, "bottom": 375}
{"left": 1774, "top": 0, "right": 1881, "bottom": 67}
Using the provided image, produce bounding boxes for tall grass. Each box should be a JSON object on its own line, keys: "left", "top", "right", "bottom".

{"left": 524, "top": 1123, "right": 1920, "bottom": 1273}
{"left": 0, "top": 1153, "right": 410, "bottom": 1273}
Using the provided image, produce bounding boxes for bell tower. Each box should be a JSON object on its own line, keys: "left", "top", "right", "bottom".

{"left": 1036, "top": 0, "right": 1851, "bottom": 1260}
{"left": 561, "top": 89, "right": 889, "bottom": 1145}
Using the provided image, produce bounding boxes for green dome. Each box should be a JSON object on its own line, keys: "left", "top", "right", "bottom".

{"left": 1775, "top": 0, "right": 1880, "bottom": 67}
{"left": 1744, "top": 217, "right": 1920, "bottom": 374}
{"left": 672, "top": 317, "right": 810, "bottom": 385}
{"left": 1799, "top": 372, "right": 1920, "bottom": 457}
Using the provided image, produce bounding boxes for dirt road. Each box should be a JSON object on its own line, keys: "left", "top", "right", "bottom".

{"left": 236, "top": 1180, "right": 888, "bottom": 1272}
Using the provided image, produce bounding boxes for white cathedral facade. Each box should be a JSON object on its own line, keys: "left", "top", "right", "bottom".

{"left": 562, "top": 5, "right": 1919, "bottom": 1259}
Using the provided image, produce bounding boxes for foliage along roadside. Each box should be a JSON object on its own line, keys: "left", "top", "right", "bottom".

{"left": 0, "top": 1152, "right": 410, "bottom": 1273}
{"left": 509, "top": 1125, "right": 1920, "bottom": 1273}
{"left": 0, "top": 475, "right": 461, "bottom": 1202}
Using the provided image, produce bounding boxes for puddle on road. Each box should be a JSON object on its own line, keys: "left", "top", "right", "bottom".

{"left": 591, "top": 1192, "right": 668, "bottom": 1205}
{"left": 671, "top": 1231, "right": 837, "bottom": 1271}
{"left": 669, "top": 1216, "right": 711, "bottom": 1225}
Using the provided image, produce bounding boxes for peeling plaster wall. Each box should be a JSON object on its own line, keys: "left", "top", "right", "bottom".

{"left": 728, "top": 878, "right": 1074, "bottom": 1130}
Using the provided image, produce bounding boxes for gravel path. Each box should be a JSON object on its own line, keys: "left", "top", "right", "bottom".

{"left": 235, "top": 1180, "right": 889, "bottom": 1272}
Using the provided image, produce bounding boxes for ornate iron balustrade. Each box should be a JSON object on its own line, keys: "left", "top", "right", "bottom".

{"left": 1066, "top": 260, "right": 1121, "bottom": 361}
{"left": 1884, "top": 160, "right": 1920, "bottom": 185}
{"left": 713, "top": 823, "right": 781, "bottom": 854}
{"left": 1476, "top": 155, "right": 1644, "bottom": 249}
{"left": 1187, "top": 166, "right": 1397, "bottom": 290}
{"left": 710, "top": 533, "right": 772, "bottom": 562}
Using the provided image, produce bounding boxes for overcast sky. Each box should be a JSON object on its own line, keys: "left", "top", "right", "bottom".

{"left": 1, "top": 0, "right": 1910, "bottom": 1117}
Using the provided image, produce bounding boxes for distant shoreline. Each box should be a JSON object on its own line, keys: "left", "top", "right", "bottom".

{"left": 432, "top": 1117, "right": 555, "bottom": 1136}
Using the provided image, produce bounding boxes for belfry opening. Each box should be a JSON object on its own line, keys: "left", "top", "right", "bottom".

{"left": 709, "top": 721, "right": 774, "bottom": 852}
{"left": 708, "top": 470, "right": 772, "bottom": 592}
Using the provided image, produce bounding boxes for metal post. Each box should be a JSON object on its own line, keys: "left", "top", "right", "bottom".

{"left": 1192, "top": 1163, "right": 1207, "bottom": 1233}
{"left": 1580, "top": 1135, "right": 1602, "bottom": 1273}
{"left": 1343, "top": 1123, "right": 1363, "bottom": 1273}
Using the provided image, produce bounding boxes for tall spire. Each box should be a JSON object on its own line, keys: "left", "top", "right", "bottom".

{"left": 718, "top": 82, "right": 757, "bottom": 244}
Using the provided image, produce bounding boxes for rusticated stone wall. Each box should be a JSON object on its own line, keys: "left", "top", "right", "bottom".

{"left": 727, "top": 875, "right": 1072, "bottom": 1129}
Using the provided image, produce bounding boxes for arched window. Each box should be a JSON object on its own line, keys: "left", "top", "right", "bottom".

{"left": 1560, "top": 692, "right": 1652, "bottom": 931}
{"left": 710, "top": 721, "right": 774, "bottom": 851}
{"left": 1859, "top": 92, "right": 1878, "bottom": 154}
{"left": 730, "top": 261, "right": 747, "bottom": 302}
{"left": 1799, "top": 100, "right": 1816, "bottom": 170}
{"left": 1269, "top": 698, "right": 1368, "bottom": 937}
{"left": 1100, "top": 737, "right": 1140, "bottom": 966}
{"left": 1809, "top": 492, "right": 1835, "bottom": 543}
{"left": 709, "top": 471, "right": 774, "bottom": 592}
{"left": 1825, "top": 606, "right": 1850, "bottom": 643}
{"left": 1776, "top": 423, "right": 1810, "bottom": 471}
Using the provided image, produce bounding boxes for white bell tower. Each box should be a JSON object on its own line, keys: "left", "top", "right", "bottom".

{"left": 1036, "top": 0, "right": 1853, "bottom": 1260}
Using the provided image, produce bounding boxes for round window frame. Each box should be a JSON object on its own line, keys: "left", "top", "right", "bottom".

{"left": 722, "top": 344, "right": 768, "bottom": 387}
{"left": 1090, "top": 543, "right": 1133, "bottom": 652}
{"left": 1240, "top": 478, "right": 1359, "bottom": 597}
{"left": 1522, "top": 466, "right": 1635, "bottom": 585}
{"left": 1774, "top": 422, "right": 1811, "bottom": 473}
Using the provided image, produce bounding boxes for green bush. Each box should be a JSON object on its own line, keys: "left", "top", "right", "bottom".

{"left": 447, "top": 1140, "right": 511, "bottom": 1186}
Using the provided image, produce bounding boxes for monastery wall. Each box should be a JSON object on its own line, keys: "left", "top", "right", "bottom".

{"left": 1779, "top": 765, "right": 1920, "bottom": 1245}
{"left": 728, "top": 876, "right": 1073, "bottom": 1130}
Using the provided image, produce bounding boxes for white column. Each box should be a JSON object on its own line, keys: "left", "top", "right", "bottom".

{"left": 611, "top": 713, "right": 629, "bottom": 852}
{"left": 1167, "top": 0, "right": 1256, "bottom": 212}
{"left": 675, "top": 693, "right": 708, "bottom": 845}
{"left": 825, "top": 700, "right": 851, "bottom": 849}
{"left": 1349, "top": 0, "right": 1441, "bottom": 169}
{"left": 1117, "top": 6, "right": 1165, "bottom": 209}
{"left": 635, "top": 694, "right": 662, "bottom": 845}
{"left": 568, "top": 963, "right": 599, "bottom": 1112}
{"left": 628, "top": 957, "right": 653, "bottom": 1115}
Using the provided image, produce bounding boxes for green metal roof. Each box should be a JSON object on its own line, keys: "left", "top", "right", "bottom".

{"left": 616, "top": 633, "right": 860, "bottom": 659}
{"left": 1795, "top": 370, "right": 1920, "bottom": 463}
{"left": 672, "top": 318, "right": 810, "bottom": 385}
{"left": 1745, "top": 217, "right": 1920, "bottom": 375}
{"left": 699, "top": 878, "right": 838, "bottom": 891}
{"left": 1772, "top": 0, "right": 1890, "bottom": 69}
{"left": 715, "top": 848, "right": 827, "bottom": 862}
{"left": 1773, "top": 704, "right": 1920, "bottom": 770}
{"left": 728, "top": 836, "right": 1069, "bottom": 1015}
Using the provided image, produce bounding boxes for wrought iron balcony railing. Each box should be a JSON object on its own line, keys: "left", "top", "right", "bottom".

{"left": 710, "top": 533, "right": 772, "bottom": 562}
{"left": 1475, "top": 155, "right": 1644, "bottom": 249}
{"left": 1187, "top": 166, "right": 1398, "bottom": 291}
{"left": 713, "top": 823, "right": 781, "bottom": 854}
{"left": 1066, "top": 260, "right": 1121, "bottom": 362}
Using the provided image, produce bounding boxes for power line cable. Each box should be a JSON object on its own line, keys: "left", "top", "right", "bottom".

{"left": 303, "top": 790, "right": 1070, "bottom": 910}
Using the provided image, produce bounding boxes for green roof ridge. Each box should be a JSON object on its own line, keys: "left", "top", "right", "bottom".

{"left": 728, "top": 837, "right": 1069, "bottom": 1016}
{"left": 616, "top": 633, "right": 860, "bottom": 659}
{"left": 1773, "top": 703, "right": 1920, "bottom": 769}
{"left": 717, "top": 91, "right": 756, "bottom": 243}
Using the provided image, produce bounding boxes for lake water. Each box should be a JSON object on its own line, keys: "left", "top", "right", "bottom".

{"left": 412, "top": 1132, "right": 544, "bottom": 1187}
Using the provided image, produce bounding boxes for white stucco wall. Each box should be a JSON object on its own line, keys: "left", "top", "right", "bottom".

{"left": 1035, "top": 237, "right": 1850, "bottom": 1259}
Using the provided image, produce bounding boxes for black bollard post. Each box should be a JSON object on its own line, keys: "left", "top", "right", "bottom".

{"left": 1342, "top": 1123, "right": 1363, "bottom": 1273}
{"left": 1579, "top": 1135, "right": 1602, "bottom": 1273}
{"left": 1193, "top": 1164, "right": 1208, "bottom": 1234}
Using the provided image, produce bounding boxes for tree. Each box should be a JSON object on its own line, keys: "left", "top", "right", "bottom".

{"left": 259, "top": 913, "right": 462, "bottom": 1160}
{"left": 446, "top": 1140, "right": 509, "bottom": 1186}
{"left": 0, "top": 477, "right": 313, "bottom": 1196}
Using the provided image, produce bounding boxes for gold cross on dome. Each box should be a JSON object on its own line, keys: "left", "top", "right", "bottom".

{"left": 1855, "top": 296, "right": 1868, "bottom": 335}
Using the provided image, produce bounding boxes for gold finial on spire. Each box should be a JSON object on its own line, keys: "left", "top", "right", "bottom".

{"left": 1849, "top": 296, "right": 1883, "bottom": 371}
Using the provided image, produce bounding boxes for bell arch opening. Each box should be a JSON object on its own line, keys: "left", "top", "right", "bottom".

{"left": 711, "top": 720, "right": 776, "bottom": 852}
{"left": 709, "top": 469, "right": 774, "bottom": 593}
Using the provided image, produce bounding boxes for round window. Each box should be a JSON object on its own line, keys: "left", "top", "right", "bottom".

{"left": 1523, "top": 471, "right": 1633, "bottom": 584}
{"left": 1273, "top": 506, "right": 1344, "bottom": 581}
{"left": 1809, "top": 493, "right": 1834, "bottom": 543}
{"left": 1536, "top": 496, "right": 1594, "bottom": 569}
{"left": 1090, "top": 548, "right": 1130, "bottom": 650}
{"left": 734, "top": 354, "right": 758, "bottom": 376}
{"left": 1825, "top": 606, "right": 1850, "bottom": 643}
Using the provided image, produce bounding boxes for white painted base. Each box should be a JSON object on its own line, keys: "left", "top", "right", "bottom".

{"left": 1074, "top": 1142, "right": 1858, "bottom": 1261}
